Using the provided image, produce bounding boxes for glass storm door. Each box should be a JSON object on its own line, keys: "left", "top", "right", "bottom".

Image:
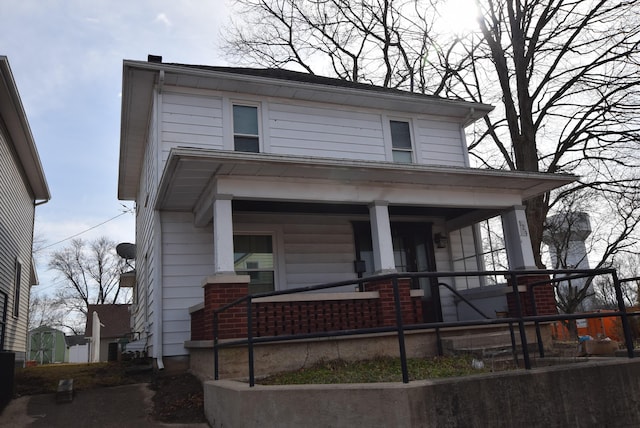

{"left": 353, "top": 222, "right": 442, "bottom": 322}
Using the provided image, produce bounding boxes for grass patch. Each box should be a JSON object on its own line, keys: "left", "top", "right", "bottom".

{"left": 14, "top": 361, "right": 153, "bottom": 396}
{"left": 258, "top": 355, "right": 488, "bottom": 385}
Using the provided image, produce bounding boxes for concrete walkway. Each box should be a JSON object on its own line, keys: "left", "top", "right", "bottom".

{"left": 0, "top": 383, "right": 208, "bottom": 427}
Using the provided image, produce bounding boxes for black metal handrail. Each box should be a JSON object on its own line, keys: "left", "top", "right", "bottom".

{"left": 0, "top": 290, "right": 7, "bottom": 351}
{"left": 212, "top": 268, "right": 635, "bottom": 386}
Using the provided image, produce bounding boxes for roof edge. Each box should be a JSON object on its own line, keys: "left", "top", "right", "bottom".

{"left": 0, "top": 56, "right": 50, "bottom": 201}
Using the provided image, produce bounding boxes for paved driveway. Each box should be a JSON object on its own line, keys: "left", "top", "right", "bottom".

{"left": 0, "top": 383, "right": 207, "bottom": 427}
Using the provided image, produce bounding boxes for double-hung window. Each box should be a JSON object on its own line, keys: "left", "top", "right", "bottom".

{"left": 390, "top": 120, "right": 413, "bottom": 163}
{"left": 234, "top": 235, "right": 274, "bottom": 294}
{"left": 233, "top": 104, "right": 260, "bottom": 153}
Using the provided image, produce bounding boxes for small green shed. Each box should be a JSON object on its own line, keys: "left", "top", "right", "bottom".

{"left": 28, "top": 326, "right": 66, "bottom": 364}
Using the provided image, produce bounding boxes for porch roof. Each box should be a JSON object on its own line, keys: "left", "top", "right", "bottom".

{"left": 156, "top": 148, "right": 576, "bottom": 226}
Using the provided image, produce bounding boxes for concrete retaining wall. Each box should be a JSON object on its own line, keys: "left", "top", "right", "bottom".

{"left": 204, "top": 358, "right": 640, "bottom": 427}
{"left": 188, "top": 324, "right": 551, "bottom": 380}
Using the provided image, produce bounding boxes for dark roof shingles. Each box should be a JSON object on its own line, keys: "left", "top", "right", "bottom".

{"left": 85, "top": 304, "right": 131, "bottom": 339}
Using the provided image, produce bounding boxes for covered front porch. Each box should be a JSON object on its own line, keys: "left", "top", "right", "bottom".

{"left": 158, "top": 148, "right": 576, "bottom": 293}
{"left": 156, "top": 148, "right": 578, "bottom": 373}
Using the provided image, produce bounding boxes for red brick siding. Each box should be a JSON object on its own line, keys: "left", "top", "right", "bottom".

{"left": 190, "top": 308, "right": 205, "bottom": 340}
{"left": 191, "top": 277, "right": 426, "bottom": 340}
{"left": 507, "top": 275, "right": 558, "bottom": 316}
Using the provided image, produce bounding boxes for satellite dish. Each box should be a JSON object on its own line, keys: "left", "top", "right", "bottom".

{"left": 116, "top": 243, "right": 136, "bottom": 260}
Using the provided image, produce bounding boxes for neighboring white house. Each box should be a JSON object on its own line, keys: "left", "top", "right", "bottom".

{"left": 0, "top": 56, "right": 50, "bottom": 368}
{"left": 117, "top": 56, "right": 575, "bottom": 368}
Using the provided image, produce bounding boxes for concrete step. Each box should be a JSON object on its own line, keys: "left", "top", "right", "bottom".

{"left": 442, "top": 330, "right": 539, "bottom": 362}
{"left": 442, "top": 331, "right": 520, "bottom": 353}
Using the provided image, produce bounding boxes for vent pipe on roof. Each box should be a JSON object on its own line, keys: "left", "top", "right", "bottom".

{"left": 148, "top": 54, "right": 162, "bottom": 63}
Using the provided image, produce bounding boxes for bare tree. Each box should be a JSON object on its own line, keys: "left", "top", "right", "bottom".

{"left": 28, "top": 294, "right": 84, "bottom": 334}
{"left": 223, "top": 0, "right": 640, "bottom": 271}
{"left": 48, "top": 237, "right": 130, "bottom": 320}
{"left": 222, "top": 0, "right": 471, "bottom": 94}
{"left": 467, "top": 0, "right": 640, "bottom": 268}
{"left": 593, "top": 254, "right": 640, "bottom": 309}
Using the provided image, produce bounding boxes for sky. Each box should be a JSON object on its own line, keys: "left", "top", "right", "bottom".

{"left": 0, "top": 1, "right": 230, "bottom": 296}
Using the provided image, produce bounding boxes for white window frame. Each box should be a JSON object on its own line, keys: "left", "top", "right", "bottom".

{"left": 233, "top": 225, "right": 285, "bottom": 291}
{"left": 231, "top": 101, "right": 262, "bottom": 153}
{"left": 389, "top": 118, "right": 415, "bottom": 163}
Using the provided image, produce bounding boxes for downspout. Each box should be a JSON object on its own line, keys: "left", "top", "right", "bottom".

{"left": 153, "top": 210, "right": 164, "bottom": 370}
{"left": 154, "top": 72, "right": 165, "bottom": 370}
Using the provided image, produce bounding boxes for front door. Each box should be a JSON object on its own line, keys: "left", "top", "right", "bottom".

{"left": 353, "top": 221, "right": 442, "bottom": 322}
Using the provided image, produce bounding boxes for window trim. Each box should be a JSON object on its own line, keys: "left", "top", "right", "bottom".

{"left": 234, "top": 224, "right": 285, "bottom": 290}
{"left": 232, "top": 102, "right": 261, "bottom": 153}
{"left": 387, "top": 118, "right": 415, "bottom": 163}
{"left": 233, "top": 231, "right": 279, "bottom": 291}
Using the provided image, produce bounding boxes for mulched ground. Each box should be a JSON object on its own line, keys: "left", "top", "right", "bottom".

{"left": 150, "top": 371, "right": 205, "bottom": 423}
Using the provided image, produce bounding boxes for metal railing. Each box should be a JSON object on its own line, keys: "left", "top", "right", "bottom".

{"left": 212, "top": 268, "right": 636, "bottom": 386}
{"left": 0, "top": 290, "right": 7, "bottom": 351}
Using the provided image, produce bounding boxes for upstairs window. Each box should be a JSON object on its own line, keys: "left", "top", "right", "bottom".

{"left": 390, "top": 120, "right": 413, "bottom": 163}
{"left": 233, "top": 104, "right": 260, "bottom": 153}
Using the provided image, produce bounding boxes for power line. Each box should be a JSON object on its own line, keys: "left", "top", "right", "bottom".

{"left": 37, "top": 210, "right": 132, "bottom": 252}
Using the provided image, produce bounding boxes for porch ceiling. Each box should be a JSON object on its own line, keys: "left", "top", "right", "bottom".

{"left": 156, "top": 148, "right": 576, "bottom": 222}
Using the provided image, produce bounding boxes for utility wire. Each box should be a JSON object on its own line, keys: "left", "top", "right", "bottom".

{"left": 37, "top": 210, "right": 132, "bottom": 252}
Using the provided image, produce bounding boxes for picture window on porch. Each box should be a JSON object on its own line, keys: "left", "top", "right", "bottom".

{"left": 390, "top": 120, "right": 413, "bottom": 163}
{"left": 233, "top": 104, "right": 260, "bottom": 153}
{"left": 234, "top": 235, "right": 274, "bottom": 294}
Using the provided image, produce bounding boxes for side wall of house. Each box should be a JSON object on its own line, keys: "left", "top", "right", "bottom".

{"left": 158, "top": 89, "right": 468, "bottom": 168}
{"left": 161, "top": 211, "right": 212, "bottom": 356}
{"left": 133, "top": 90, "right": 161, "bottom": 356}
{"left": 0, "top": 121, "right": 36, "bottom": 364}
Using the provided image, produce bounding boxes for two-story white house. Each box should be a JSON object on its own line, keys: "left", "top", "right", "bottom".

{"left": 0, "top": 56, "right": 50, "bottom": 369}
{"left": 117, "top": 56, "right": 574, "bottom": 371}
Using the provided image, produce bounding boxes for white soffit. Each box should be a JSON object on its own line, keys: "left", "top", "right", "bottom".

{"left": 156, "top": 148, "right": 576, "bottom": 212}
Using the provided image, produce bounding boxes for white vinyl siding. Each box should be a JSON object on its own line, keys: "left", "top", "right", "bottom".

{"left": 268, "top": 102, "right": 386, "bottom": 161}
{"left": 234, "top": 213, "right": 357, "bottom": 290}
{"left": 414, "top": 119, "right": 467, "bottom": 166}
{"left": 161, "top": 211, "right": 214, "bottom": 356}
{"left": 0, "top": 125, "right": 36, "bottom": 358}
{"left": 132, "top": 94, "right": 160, "bottom": 352}
{"left": 157, "top": 89, "right": 468, "bottom": 167}
{"left": 160, "top": 91, "right": 224, "bottom": 164}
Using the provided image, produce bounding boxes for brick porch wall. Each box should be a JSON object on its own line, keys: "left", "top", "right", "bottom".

{"left": 507, "top": 274, "right": 557, "bottom": 316}
{"left": 191, "top": 276, "right": 425, "bottom": 340}
{"left": 364, "top": 278, "right": 422, "bottom": 326}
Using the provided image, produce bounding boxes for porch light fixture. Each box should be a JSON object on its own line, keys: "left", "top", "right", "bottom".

{"left": 434, "top": 233, "right": 448, "bottom": 249}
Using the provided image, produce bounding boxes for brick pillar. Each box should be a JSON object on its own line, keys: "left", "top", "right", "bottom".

{"left": 365, "top": 278, "right": 414, "bottom": 326}
{"left": 506, "top": 274, "right": 557, "bottom": 316}
{"left": 202, "top": 274, "right": 250, "bottom": 340}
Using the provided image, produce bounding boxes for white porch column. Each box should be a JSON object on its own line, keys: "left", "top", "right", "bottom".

{"left": 369, "top": 201, "right": 396, "bottom": 274}
{"left": 501, "top": 205, "right": 536, "bottom": 270}
{"left": 213, "top": 195, "right": 235, "bottom": 274}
